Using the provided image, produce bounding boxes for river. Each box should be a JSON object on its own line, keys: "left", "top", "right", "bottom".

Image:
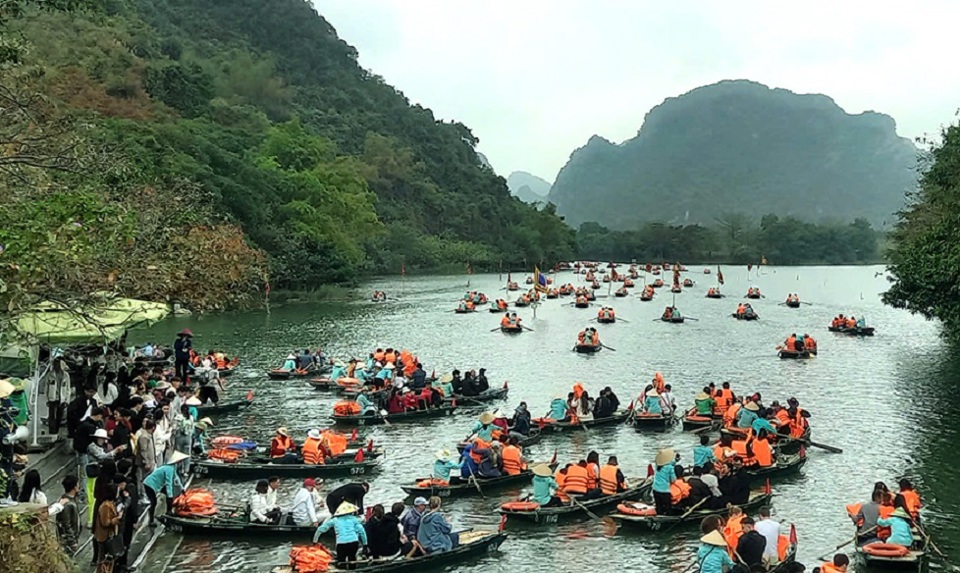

{"left": 132, "top": 265, "right": 959, "bottom": 572}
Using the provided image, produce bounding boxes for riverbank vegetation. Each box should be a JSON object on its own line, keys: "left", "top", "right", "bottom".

{"left": 884, "top": 123, "right": 960, "bottom": 338}
{"left": 576, "top": 215, "right": 882, "bottom": 265}
{"left": 0, "top": 0, "right": 575, "bottom": 314}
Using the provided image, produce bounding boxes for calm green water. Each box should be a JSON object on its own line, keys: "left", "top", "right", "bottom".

{"left": 135, "top": 266, "right": 960, "bottom": 572}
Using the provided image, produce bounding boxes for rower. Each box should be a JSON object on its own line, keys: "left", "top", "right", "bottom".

{"left": 500, "top": 314, "right": 511, "bottom": 328}
{"left": 694, "top": 388, "right": 716, "bottom": 415}
{"left": 877, "top": 507, "right": 914, "bottom": 547}
{"left": 531, "top": 464, "right": 562, "bottom": 507}
{"left": 644, "top": 388, "right": 663, "bottom": 415}
{"left": 432, "top": 449, "right": 461, "bottom": 482}
{"left": 736, "top": 303, "right": 746, "bottom": 315}
{"left": 786, "top": 397, "right": 810, "bottom": 439}
{"left": 652, "top": 449, "right": 679, "bottom": 515}
{"left": 548, "top": 394, "right": 568, "bottom": 421}
{"left": 693, "top": 434, "right": 718, "bottom": 469}
{"left": 736, "top": 400, "right": 760, "bottom": 428}
{"left": 469, "top": 412, "right": 497, "bottom": 442}
{"left": 847, "top": 489, "right": 883, "bottom": 545}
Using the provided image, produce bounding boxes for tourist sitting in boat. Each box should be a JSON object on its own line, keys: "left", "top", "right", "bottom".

{"left": 501, "top": 437, "right": 527, "bottom": 475}
{"left": 652, "top": 449, "right": 680, "bottom": 514}
{"left": 592, "top": 390, "right": 616, "bottom": 418}
{"left": 288, "top": 478, "right": 320, "bottom": 527}
{"left": 786, "top": 397, "right": 811, "bottom": 439}
{"left": 736, "top": 516, "right": 767, "bottom": 569}
{"left": 365, "top": 503, "right": 404, "bottom": 558}
{"left": 644, "top": 387, "right": 664, "bottom": 415}
{"left": 896, "top": 479, "right": 922, "bottom": 521}
{"left": 473, "top": 443, "right": 502, "bottom": 478}
{"left": 250, "top": 479, "right": 282, "bottom": 524}
{"left": 831, "top": 314, "right": 847, "bottom": 328}
{"left": 848, "top": 489, "right": 884, "bottom": 545}
{"left": 694, "top": 389, "right": 717, "bottom": 416}
{"left": 821, "top": 554, "right": 850, "bottom": 573}
{"left": 599, "top": 456, "right": 628, "bottom": 495}
{"left": 803, "top": 333, "right": 818, "bottom": 353}
{"left": 511, "top": 402, "right": 532, "bottom": 436}
{"left": 531, "top": 463, "right": 562, "bottom": 507}
{"left": 669, "top": 465, "right": 692, "bottom": 510}
{"left": 782, "top": 334, "right": 799, "bottom": 351}
{"left": 786, "top": 293, "right": 799, "bottom": 303}
{"left": 457, "top": 300, "right": 474, "bottom": 312}
{"left": 314, "top": 502, "right": 367, "bottom": 566}
{"left": 577, "top": 327, "right": 600, "bottom": 347}
{"left": 401, "top": 497, "right": 428, "bottom": 545}
{"left": 270, "top": 427, "right": 298, "bottom": 464}
{"left": 877, "top": 507, "right": 914, "bottom": 547}
{"left": 574, "top": 391, "right": 595, "bottom": 422}
{"left": 500, "top": 314, "right": 515, "bottom": 329}
{"left": 301, "top": 429, "right": 329, "bottom": 465}
{"left": 418, "top": 497, "right": 455, "bottom": 553}
{"left": 693, "top": 434, "right": 718, "bottom": 469}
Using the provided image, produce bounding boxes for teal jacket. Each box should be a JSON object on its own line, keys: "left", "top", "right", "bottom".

{"left": 433, "top": 459, "right": 462, "bottom": 480}
{"left": 532, "top": 475, "right": 559, "bottom": 505}
{"left": 314, "top": 514, "right": 368, "bottom": 545}
{"left": 549, "top": 399, "right": 567, "bottom": 420}
{"left": 877, "top": 515, "right": 913, "bottom": 546}
{"left": 645, "top": 396, "right": 663, "bottom": 414}
{"left": 736, "top": 408, "right": 759, "bottom": 428}
{"left": 143, "top": 465, "right": 183, "bottom": 498}
{"left": 357, "top": 394, "right": 376, "bottom": 414}
{"left": 751, "top": 418, "right": 777, "bottom": 435}
{"left": 693, "top": 446, "right": 717, "bottom": 468}
{"left": 471, "top": 422, "right": 495, "bottom": 442}
{"left": 652, "top": 461, "right": 675, "bottom": 493}
{"left": 697, "top": 543, "right": 734, "bottom": 573}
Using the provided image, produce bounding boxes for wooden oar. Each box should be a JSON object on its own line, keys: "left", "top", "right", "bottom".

{"left": 601, "top": 344, "right": 617, "bottom": 351}
{"left": 616, "top": 317, "right": 631, "bottom": 323}
{"left": 521, "top": 325, "right": 534, "bottom": 332}
{"left": 916, "top": 523, "right": 952, "bottom": 564}
{"left": 684, "top": 317, "right": 700, "bottom": 321}
{"left": 692, "top": 423, "right": 718, "bottom": 435}
{"left": 817, "top": 527, "right": 876, "bottom": 561}
{"left": 569, "top": 496, "right": 603, "bottom": 522}
{"left": 663, "top": 497, "right": 709, "bottom": 533}
{"left": 465, "top": 464, "right": 485, "bottom": 499}
{"left": 805, "top": 440, "right": 843, "bottom": 454}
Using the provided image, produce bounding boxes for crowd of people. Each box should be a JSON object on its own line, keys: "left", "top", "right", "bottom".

{"left": 781, "top": 333, "right": 818, "bottom": 353}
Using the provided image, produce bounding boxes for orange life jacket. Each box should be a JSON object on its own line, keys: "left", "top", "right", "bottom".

{"left": 785, "top": 337, "right": 797, "bottom": 351}
{"left": 573, "top": 383, "right": 585, "bottom": 399}
{"left": 591, "top": 332, "right": 599, "bottom": 345}
{"left": 653, "top": 373, "right": 665, "bottom": 394}
{"left": 470, "top": 439, "right": 490, "bottom": 464}
{"left": 586, "top": 463, "right": 599, "bottom": 490}
{"left": 384, "top": 351, "right": 396, "bottom": 365}
{"left": 669, "top": 479, "right": 692, "bottom": 504}
{"left": 724, "top": 514, "right": 745, "bottom": 556}
{"left": 790, "top": 409, "right": 808, "bottom": 439}
{"left": 777, "top": 534, "right": 790, "bottom": 561}
{"left": 501, "top": 445, "right": 525, "bottom": 475}
{"left": 373, "top": 351, "right": 385, "bottom": 362}
{"left": 563, "top": 464, "right": 589, "bottom": 494}
{"left": 775, "top": 408, "right": 790, "bottom": 427}
{"left": 216, "top": 356, "right": 227, "bottom": 369}
{"left": 731, "top": 439, "right": 749, "bottom": 459}
{"left": 820, "top": 563, "right": 843, "bottom": 573}
{"left": 900, "top": 490, "right": 921, "bottom": 519}
{"left": 715, "top": 389, "right": 734, "bottom": 415}
{"left": 302, "top": 437, "right": 325, "bottom": 465}
{"left": 555, "top": 470, "right": 571, "bottom": 502}
{"left": 599, "top": 464, "right": 622, "bottom": 495}
{"left": 270, "top": 435, "right": 295, "bottom": 458}
{"left": 752, "top": 437, "right": 773, "bottom": 467}
{"left": 723, "top": 403, "right": 741, "bottom": 427}
{"left": 877, "top": 504, "right": 894, "bottom": 539}
{"left": 846, "top": 502, "right": 864, "bottom": 527}
{"left": 501, "top": 316, "right": 511, "bottom": 327}
{"left": 578, "top": 331, "right": 587, "bottom": 343}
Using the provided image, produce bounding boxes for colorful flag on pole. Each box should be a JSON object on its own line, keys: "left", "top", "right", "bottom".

{"left": 533, "top": 266, "right": 549, "bottom": 293}
{"left": 717, "top": 266, "right": 725, "bottom": 285}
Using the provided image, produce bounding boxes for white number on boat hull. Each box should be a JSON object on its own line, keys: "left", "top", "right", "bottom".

{"left": 540, "top": 515, "right": 558, "bottom": 524}
{"left": 350, "top": 467, "right": 366, "bottom": 475}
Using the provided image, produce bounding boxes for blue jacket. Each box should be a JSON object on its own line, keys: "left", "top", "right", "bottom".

{"left": 314, "top": 514, "right": 368, "bottom": 545}
{"left": 330, "top": 366, "right": 347, "bottom": 381}
{"left": 459, "top": 446, "right": 479, "bottom": 478}
{"left": 400, "top": 508, "right": 423, "bottom": 538}
{"left": 877, "top": 515, "right": 913, "bottom": 546}
{"left": 357, "top": 394, "right": 377, "bottom": 414}
{"left": 693, "top": 446, "right": 717, "bottom": 468}
{"left": 143, "top": 464, "right": 183, "bottom": 498}
{"left": 418, "top": 511, "right": 453, "bottom": 552}
{"left": 652, "top": 461, "right": 676, "bottom": 493}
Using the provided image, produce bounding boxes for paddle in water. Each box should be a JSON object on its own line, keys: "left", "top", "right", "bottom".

{"left": 601, "top": 344, "right": 617, "bottom": 351}
{"left": 662, "top": 497, "right": 709, "bottom": 533}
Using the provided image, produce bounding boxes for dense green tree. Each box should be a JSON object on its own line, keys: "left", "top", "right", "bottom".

{"left": 884, "top": 123, "right": 960, "bottom": 337}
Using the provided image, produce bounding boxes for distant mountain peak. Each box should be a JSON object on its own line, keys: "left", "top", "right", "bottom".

{"left": 548, "top": 80, "right": 917, "bottom": 229}
{"left": 507, "top": 171, "right": 551, "bottom": 204}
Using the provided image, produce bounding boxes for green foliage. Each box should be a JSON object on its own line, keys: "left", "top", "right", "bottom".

{"left": 550, "top": 80, "right": 918, "bottom": 230}
{"left": 883, "top": 123, "right": 960, "bottom": 337}
{"left": 577, "top": 216, "right": 881, "bottom": 265}
{"left": 143, "top": 60, "right": 213, "bottom": 117}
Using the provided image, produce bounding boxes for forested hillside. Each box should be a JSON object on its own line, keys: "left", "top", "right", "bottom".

{"left": 549, "top": 80, "right": 918, "bottom": 229}
{"left": 0, "top": 0, "right": 575, "bottom": 311}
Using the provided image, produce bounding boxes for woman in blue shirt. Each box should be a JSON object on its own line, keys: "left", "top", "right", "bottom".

{"left": 877, "top": 507, "right": 914, "bottom": 547}
{"left": 645, "top": 389, "right": 663, "bottom": 414}
{"left": 697, "top": 530, "right": 734, "bottom": 573}
{"left": 531, "top": 464, "right": 562, "bottom": 507}
{"left": 314, "top": 501, "right": 368, "bottom": 565}
{"left": 652, "top": 449, "right": 678, "bottom": 515}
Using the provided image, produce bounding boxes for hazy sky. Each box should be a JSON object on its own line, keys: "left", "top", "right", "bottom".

{"left": 317, "top": 1, "right": 959, "bottom": 183}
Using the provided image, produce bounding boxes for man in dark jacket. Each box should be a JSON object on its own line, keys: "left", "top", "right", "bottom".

{"left": 326, "top": 482, "right": 369, "bottom": 515}
{"left": 66, "top": 386, "right": 98, "bottom": 439}
{"left": 686, "top": 465, "right": 713, "bottom": 508}
{"left": 719, "top": 463, "right": 751, "bottom": 505}
{"left": 736, "top": 517, "right": 767, "bottom": 569}
{"left": 603, "top": 387, "right": 620, "bottom": 411}
{"left": 410, "top": 364, "right": 427, "bottom": 390}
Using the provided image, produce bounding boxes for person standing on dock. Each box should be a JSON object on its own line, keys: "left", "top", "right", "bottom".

{"left": 173, "top": 329, "right": 193, "bottom": 382}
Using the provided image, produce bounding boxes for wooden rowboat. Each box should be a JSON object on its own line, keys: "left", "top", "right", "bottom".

{"left": 271, "top": 531, "right": 507, "bottom": 573}
{"left": 159, "top": 513, "right": 331, "bottom": 539}
{"left": 855, "top": 536, "right": 926, "bottom": 570}
{"left": 785, "top": 300, "right": 801, "bottom": 308}
{"left": 732, "top": 313, "right": 759, "bottom": 321}
{"left": 535, "top": 410, "right": 631, "bottom": 432}
{"left": 268, "top": 368, "right": 316, "bottom": 380}
{"left": 778, "top": 349, "right": 815, "bottom": 359}
{"left": 574, "top": 343, "right": 602, "bottom": 353}
{"left": 191, "top": 458, "right": 380, "bottom": 479}
{"left": 333, "top": 405, "right": 457, "bottom": 426}
{"left": 446, "top": 386, "right": 509, "bottom": 405}
{"left": 597, "top": 316, "right": 616, "bottom": 323}
{"left": 194, "top": 397, "right": 254, "bottom": 415}
{"left": 497, "top": 479, "right": 652, "bottom": 524}
{"left": 744, "top": 452, "right": 807, "bottom": 482}
{"left": 613, "top": 489, "right": 772, "bottom": 530}
{"left": 631, "top": 412, "right": 675, "bottom": 432}
{"left": 660, "top": 316, "right": 685, "bottom": 323}
{"left": 500, "top": 324, "right": 523, "bottom": 333}
{"left": 828, "top": 325, "right": 875, "bottom": 336}
{"left": 400, "top": 462, "right": 557, "bottom": 498}
{"left": 681, "top": 411, "right": 721, "bottom": 432}
{"left": 456, "top": 429, "right": 542, "bottom": 454}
